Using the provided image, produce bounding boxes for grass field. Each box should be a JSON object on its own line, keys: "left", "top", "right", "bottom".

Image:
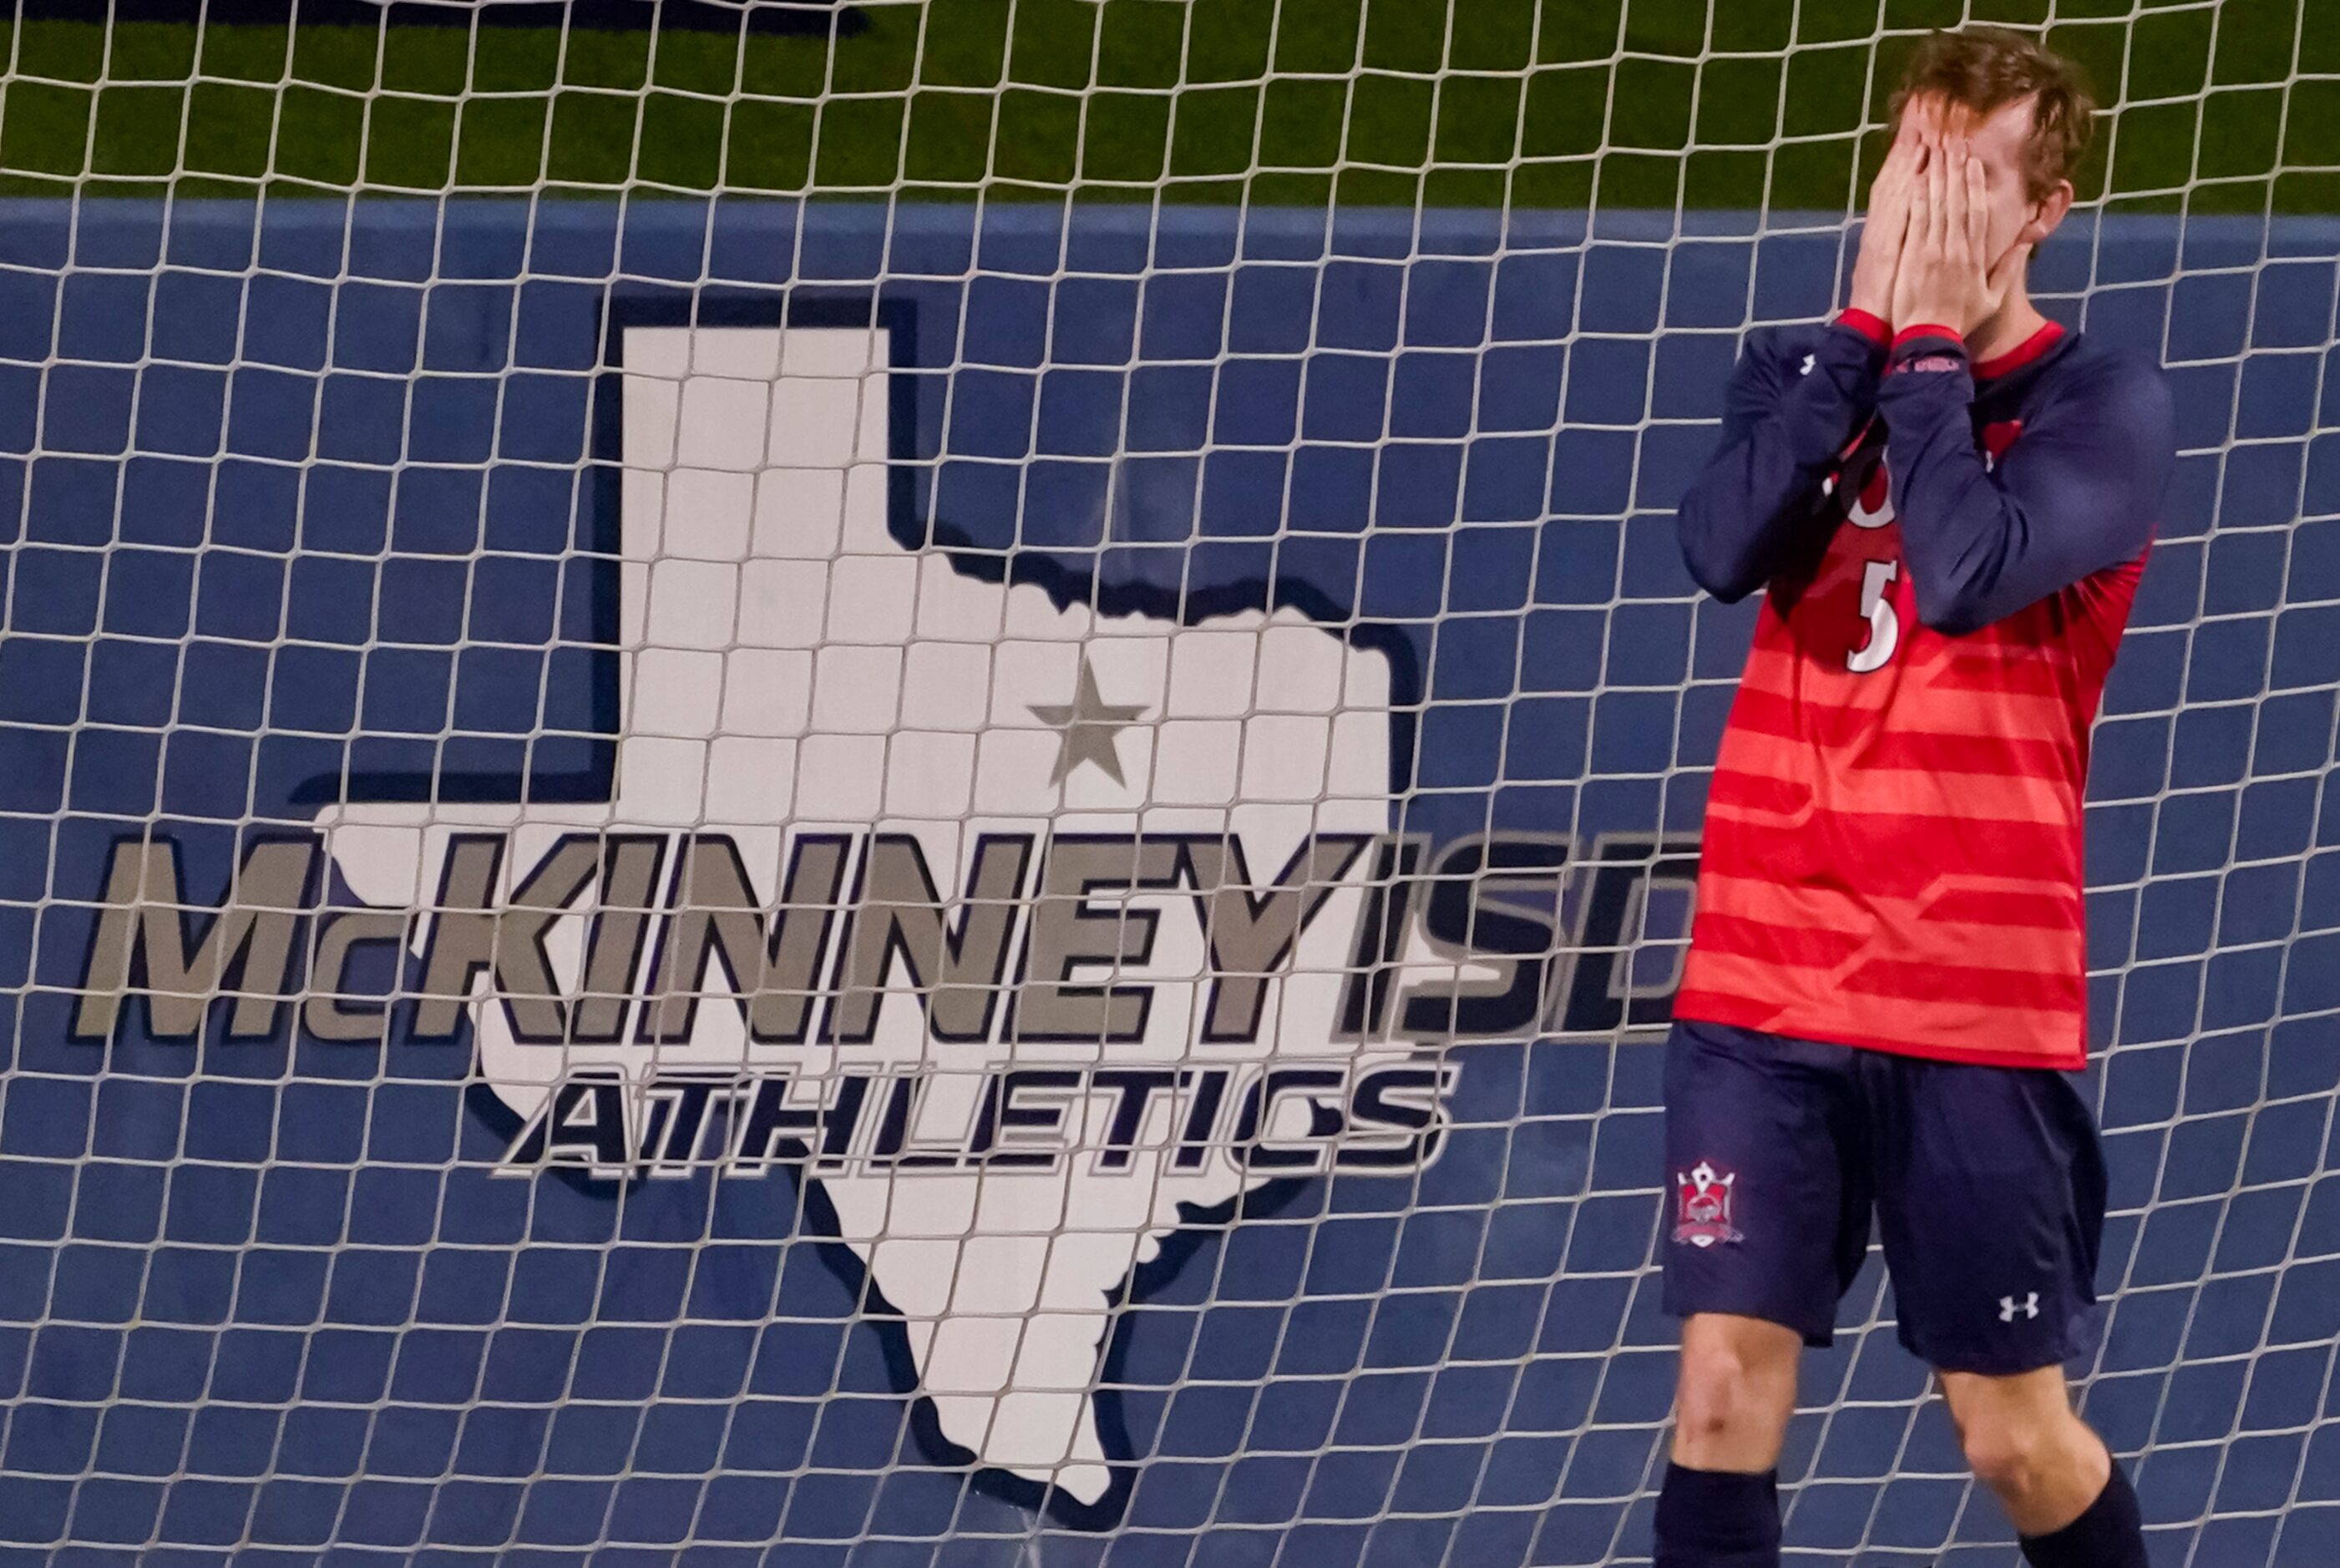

{"left": 1, "top": 0, "right": 2333, "bottom": 211}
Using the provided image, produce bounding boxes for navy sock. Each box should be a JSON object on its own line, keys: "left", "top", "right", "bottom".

{"left": 1652, "top": 1463, "right": 1781, "bottom": 1568}
{"left": 2019, "top": 1463, "right": 2147, "bottom": 1568}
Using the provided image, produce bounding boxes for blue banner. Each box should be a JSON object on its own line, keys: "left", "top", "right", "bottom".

{"left": 3, "top": 200, "right": 2336, "bottom": 1563}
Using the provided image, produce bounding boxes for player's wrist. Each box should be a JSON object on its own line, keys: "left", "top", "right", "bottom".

{"left": 1890, "top": 322, "right": 1965, "bottom": 352}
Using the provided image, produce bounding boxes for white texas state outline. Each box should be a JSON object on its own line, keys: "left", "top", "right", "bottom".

{"left": 316, "top": 321, "right": 1461, "bottom": 1508}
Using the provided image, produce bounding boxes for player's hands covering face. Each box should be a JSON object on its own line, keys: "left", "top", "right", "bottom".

{"left": 1890, "top": 118, "right": 2031, "bottom": 339}
{"left": 1849, "top": 100, "right": 1932, "bottom": 323}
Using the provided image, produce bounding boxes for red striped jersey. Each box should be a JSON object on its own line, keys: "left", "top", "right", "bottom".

{"left": 1670, "top": 316, "right": 2176, "bottom": 1067}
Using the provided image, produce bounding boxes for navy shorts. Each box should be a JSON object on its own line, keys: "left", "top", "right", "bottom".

{"left": 1660, "top": 1019, "right": 2108, "bottom": 1376}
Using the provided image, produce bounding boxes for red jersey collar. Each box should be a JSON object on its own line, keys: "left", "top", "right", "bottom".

{"left": 1973, "top": 320, "right": 2065, "bottom": 379}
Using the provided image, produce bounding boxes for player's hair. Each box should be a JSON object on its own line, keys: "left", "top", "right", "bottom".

{"left": 1889, "top": 26, "right": 2094, "bottom": 200}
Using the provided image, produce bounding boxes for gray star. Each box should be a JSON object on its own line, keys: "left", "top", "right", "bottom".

{"left": 1028, "top": 658, "right": 1148, "bottom": 787}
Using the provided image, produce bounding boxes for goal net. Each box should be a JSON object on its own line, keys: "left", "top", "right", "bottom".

{"left": 3, "top": 2, "right": 2334, "bottom": 1564}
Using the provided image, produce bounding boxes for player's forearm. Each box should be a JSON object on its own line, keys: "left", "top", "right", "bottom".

{"left": 1773, "top": 313, "right": 1893, "bottom": 467}
{"left": 1676, "top": 455, "right": 1816, "bottom": 601}
{"left": 1868, "top": 328, "right": 1983, "bottom": 627}
{"left": 1873, "top": 330, "right": 2040, "bottom": 633}
{"left": 1677, "top": 316, "right": 1891, "bottom": 600}
{"left": 1877, "top": 331, "right": 2164, "bottom": 635}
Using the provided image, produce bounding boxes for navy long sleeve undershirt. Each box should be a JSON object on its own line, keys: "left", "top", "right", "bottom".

{"left": 1675, "top": 316, "right": 1891, "bottom": 604}
{"left": 1676, "top": 318, "right": 2176, "bottom": 634}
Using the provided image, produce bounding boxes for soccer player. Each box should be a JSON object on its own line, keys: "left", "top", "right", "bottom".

{"left": 1655, "top": 27, "right": 2175, "bottom": 1568}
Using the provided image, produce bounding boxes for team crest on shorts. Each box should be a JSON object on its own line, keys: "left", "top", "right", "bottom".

{"left": 1673, "top": 1160, "right": 1743, "bottom": 1247}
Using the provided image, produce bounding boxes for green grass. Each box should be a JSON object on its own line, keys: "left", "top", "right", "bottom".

{"left": 2, "top": 0, "right": 2334, "bottom": 210}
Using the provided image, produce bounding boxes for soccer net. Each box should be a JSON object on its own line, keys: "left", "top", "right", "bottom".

{"left": 2, "top": 1, "right": 2335, "bottom": 1564}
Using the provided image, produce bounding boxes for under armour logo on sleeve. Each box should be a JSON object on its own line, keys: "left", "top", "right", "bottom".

{"left": 1998, "top": 1292, "right": 2041, "bottom": 1322}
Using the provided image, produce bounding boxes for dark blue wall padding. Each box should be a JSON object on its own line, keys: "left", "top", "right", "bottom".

{"left": 0, "top": 200, "right": 2335, "bottom": 1566}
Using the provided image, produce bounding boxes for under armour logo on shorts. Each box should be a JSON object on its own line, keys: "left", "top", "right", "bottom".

{"left": 1998, "top": 1292, "right": 2040, "bottom": 1323}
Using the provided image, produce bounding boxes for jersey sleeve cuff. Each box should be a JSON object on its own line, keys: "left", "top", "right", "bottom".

{"left": 1890, "top": 323, "right": 1964, "bottom": 352}
{"left": 1885, "top": 325, "right": 1969, "bottom": 377}
{"left": 1834, "top": 308, "right": 1891, "bottom": 346}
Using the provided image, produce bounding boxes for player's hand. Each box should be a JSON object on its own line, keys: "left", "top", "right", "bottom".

{"left": 1891, "top": 136, "right": 2030, "bottom": 339}
{"left": 1849, "top": 99, "right": 1933, "bottom": 322}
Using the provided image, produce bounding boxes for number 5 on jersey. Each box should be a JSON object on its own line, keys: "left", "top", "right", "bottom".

{"left": 1848, "top": 559, "right": 1900, "bottom": 674}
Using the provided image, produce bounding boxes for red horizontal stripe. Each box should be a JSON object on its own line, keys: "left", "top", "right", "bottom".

{"left": 1911, "top": 886, "right": 2083, "bottom": 931}
{"left": 1704, "top": 767, "right": 1813, "bottom": 817}
{"left": 1688, "top": 878, "right": 1870, "bottom": 931}
{"left": 1705, "top": 771, "right": 2075, "bottom": 832}
{"left": 1690, "top": 876, "right": 2083, "bottom": 943}
{"left": 1927, "top": 648, "right": 2084, "bottom": 696}
{"left": 1839, "top": 956, "right": 2084, "bottom": 1014}
{"left": 1729, "top": 669, "right": 2079, "bottom": 746}
{"left": 1716, "top": 719, "right": 2082, "bottom": 792}
{"left": 1736, "top": 640, "right": 2080, "bottom": 712}
{"left": 1688, "top": 912, "right": 1869, "bottom": 968}
{"left": 1694, "top": 818, "right": 2081, "bottom": 897}
{"left": 1689, "top": 902, "right": 2083, "bottom": 980}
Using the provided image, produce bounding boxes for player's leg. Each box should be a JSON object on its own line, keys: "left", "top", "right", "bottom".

{"left": 1937, "top": 1363, "right": 2141, "bottom": 1562}
{"left": 1657, "top": 1022, "right": 1870, "bottom": 1566}
{"left": 1672, "top": 1313, "right": 1802, "bottom": 1471}
{"left": 1871, "top": 1056, "right": 2142, "bottom": 1565}
{"left": 1659, "top": 1310, "right": 1801, "bottom": 1564}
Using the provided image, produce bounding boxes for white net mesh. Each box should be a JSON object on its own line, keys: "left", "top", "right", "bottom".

{"left": 1, "top": 2, "right": 2335, "bottom": 1564}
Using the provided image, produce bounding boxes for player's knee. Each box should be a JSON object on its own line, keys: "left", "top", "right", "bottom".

{"left": 1942, "top": 1367, "right": 2092, "bottom": 1508}
{"left": 1959, "top": 1413, "right": 2059, "bottom": 1500}
{"left": 1672, "top": 1357, "right": 1738, "bottom": 1449}
{"left": 1674, "top": 1338, "right": 1788, "bottom": 1454}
